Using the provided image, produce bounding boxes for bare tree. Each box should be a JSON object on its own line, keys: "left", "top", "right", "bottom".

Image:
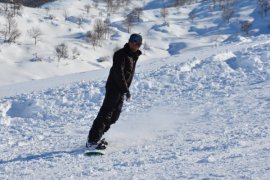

{"left": 189, "top": 11, "right": 196, "bottom": 22}
{"left": 1, "top": 2, "right": 9, "bottom": 15}
{"left": 1, "top": 14, "right": 21, "bottom": 43}
{"left": 28, "top": 27, "right": 43, "bottom": 45}
{"left": 105, "top": 0, "right": 113, "bottom": 12}
{"left": 0, "top": 3, "right": 9, "bottom": 14}
{"left": 84, "top": 4, "right": 91, "bottom": 14}
{"left": 86, "top": 31, "right": 99, "bottom": 48}
{"left": 99, "top": 11, "right": 103, "bottom": 17}
{"left": 93, "top": 19, "right": 106, "bottom": 42}
{"left": 30, "top": 53, "right": 42, "bottom": 62}
{"left": 93, "top": 1, "right": 98, "bottom": 9}
{"left": 55, "top": 43, "right": 68, "bottom": 61}
{"left": 6, "top": 28, "right": 21, "bottom": 43}
{"left": 133, "top": 7, "right": 143, "bottom": 22}
{"left": 208, "top": 4, "right": 214, "bottom": 12}
{"left": 86, "top": 30, "right": 92, "bottom": 42}
{"left": 91, "top": 33, "right": 99, "bottom": 47}
{"left": 175, "top": 0, "right": 188, "bottom": 9}
{"left": 6, "top": 13, "right": 15, "bottom": 34}
{"left": 63, "top": 9, "right": 69, "bottom": 22}
{"left": 77, "top": 15, "right": 83, "bottom": 28}
{"left": 122, "top": 7, "right": 144, "bottom": 33}
{"left": 122, "top": 0, "right": 131, "bottom": 6}
{"left": 13, "top": 0, "right": 23, "bottom": 16}
{"left": 222, "top": 6, "right": 234, "bottom": 23}
{"left": 3, "top": 0, "right": 24, "bottom": 17}
{"left": 71, "top": 47, "right": 80, "bottom": 60}
{"left": 240, "top": 20, "right": 252, "bottom": 35}
{"left": 45, "top": 7, "right": 50, "bottom": 15}
{"left": 160, "top": 6, "right": 169, "bottom": 24}
{"left": 212, "top": 0, "right": 218, "bottom": 9}
{"left": 210, "top": 0, "right": 236, "bottom": 22}
{"left": 124, "top": 13, "right": 134, "bottom": 33}
{"left": 257, "top": 0, "right": 270, "bottom": 17}
{"left": 104, "top": 17, "right": 112, "bottom": 39}
{"left": 114, "top": 0, "right": 124, "bottom": 10}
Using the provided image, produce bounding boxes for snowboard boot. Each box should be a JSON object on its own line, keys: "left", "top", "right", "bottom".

{"left": 85, "top": 141, "right": 98, "bottom": 150}
{"left": 86, "top": 138, "right": 108, "bottom": 150}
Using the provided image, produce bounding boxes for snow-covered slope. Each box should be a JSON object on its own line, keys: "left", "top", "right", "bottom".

{"left": 1, "top": 0, "right": 270, "bottom": 179}
{"left": 1, "top": 33, "right": 270, "bottom": 179}
{"left": 1, "top": 0, "right": 269, "bottom": 86}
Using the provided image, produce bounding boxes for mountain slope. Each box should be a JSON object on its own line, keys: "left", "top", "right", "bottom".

{"left": 1, "top": 0, "right": 270, "bottom": 179}
{"left": 1, "top": 0, "right": 269, "bottom": 86}
{"left": 0, "top": 34, "right": 270, "bottom": 179}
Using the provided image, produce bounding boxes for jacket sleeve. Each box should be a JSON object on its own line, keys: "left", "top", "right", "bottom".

{"left": 112, "top": 52, "right": 129, "bottom": 93}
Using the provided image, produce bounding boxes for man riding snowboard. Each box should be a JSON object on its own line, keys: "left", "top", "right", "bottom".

{"left": 86, "top": 34, "right": 143, "bottom": 150}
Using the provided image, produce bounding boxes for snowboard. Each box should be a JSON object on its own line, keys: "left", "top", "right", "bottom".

{"left": 84, "top": 150, "right": 105, "bottom": 156}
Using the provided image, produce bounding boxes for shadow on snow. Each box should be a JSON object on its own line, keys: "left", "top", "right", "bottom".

{"left": 0, "top": 148, "right": 85, "bottom": 165}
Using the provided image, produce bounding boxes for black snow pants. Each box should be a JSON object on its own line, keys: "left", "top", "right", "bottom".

{"left": 87, "top": 88, "right": 124, "bottom": 143}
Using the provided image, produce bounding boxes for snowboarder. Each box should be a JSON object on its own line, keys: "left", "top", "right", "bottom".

{"left": 86, "top": 34, "right": 143, "bottom": 150}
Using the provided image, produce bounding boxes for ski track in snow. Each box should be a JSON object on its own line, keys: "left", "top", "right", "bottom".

{"left": 0, "top": 38, "right": 270, "bottom": 179}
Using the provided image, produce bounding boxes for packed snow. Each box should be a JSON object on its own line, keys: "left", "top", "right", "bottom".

{"left": 1, "top": 0, "right": 270, "bottom": 179}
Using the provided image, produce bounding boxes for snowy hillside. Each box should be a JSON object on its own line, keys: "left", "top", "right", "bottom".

{"left": 1, "top": 33, "right": 270, "bottom": 179}
{"left": 1, "top": 0, "right": 270, "bottom": 179}
{"left": 1, "top": 0, "right": 270, "bottom": 86}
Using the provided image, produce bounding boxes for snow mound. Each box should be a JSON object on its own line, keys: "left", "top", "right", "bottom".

{"left": 144, "top": 0, "right": 175, "bottom": 10}
{"left": 151, "top": 23, "right": 170, "bottom": 33}
{"left": 66, "top": 16, "right": 90, "bottom": 24}
{"left": 168, "top": 42, "right": 187, "bottom": 55}
{"left": 0, "top": 101, "right": 12, "bottom": 125}
{"left": 224, "top": 35, "right": 253, "bottom": 43}
{"left": 7, "top": 99, "right": 45, "bottom": 119}
{"left": 212, "top": 52, "right": 236, "bottom": 62}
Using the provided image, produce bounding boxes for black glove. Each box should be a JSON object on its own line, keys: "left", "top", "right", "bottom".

{"left": 126, "top": 91, "right": 131, "bottom": 101}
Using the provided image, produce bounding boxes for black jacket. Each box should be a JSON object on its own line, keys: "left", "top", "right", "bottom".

{"left": 106, "top": 43, "right": 142, "bottom": 93}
